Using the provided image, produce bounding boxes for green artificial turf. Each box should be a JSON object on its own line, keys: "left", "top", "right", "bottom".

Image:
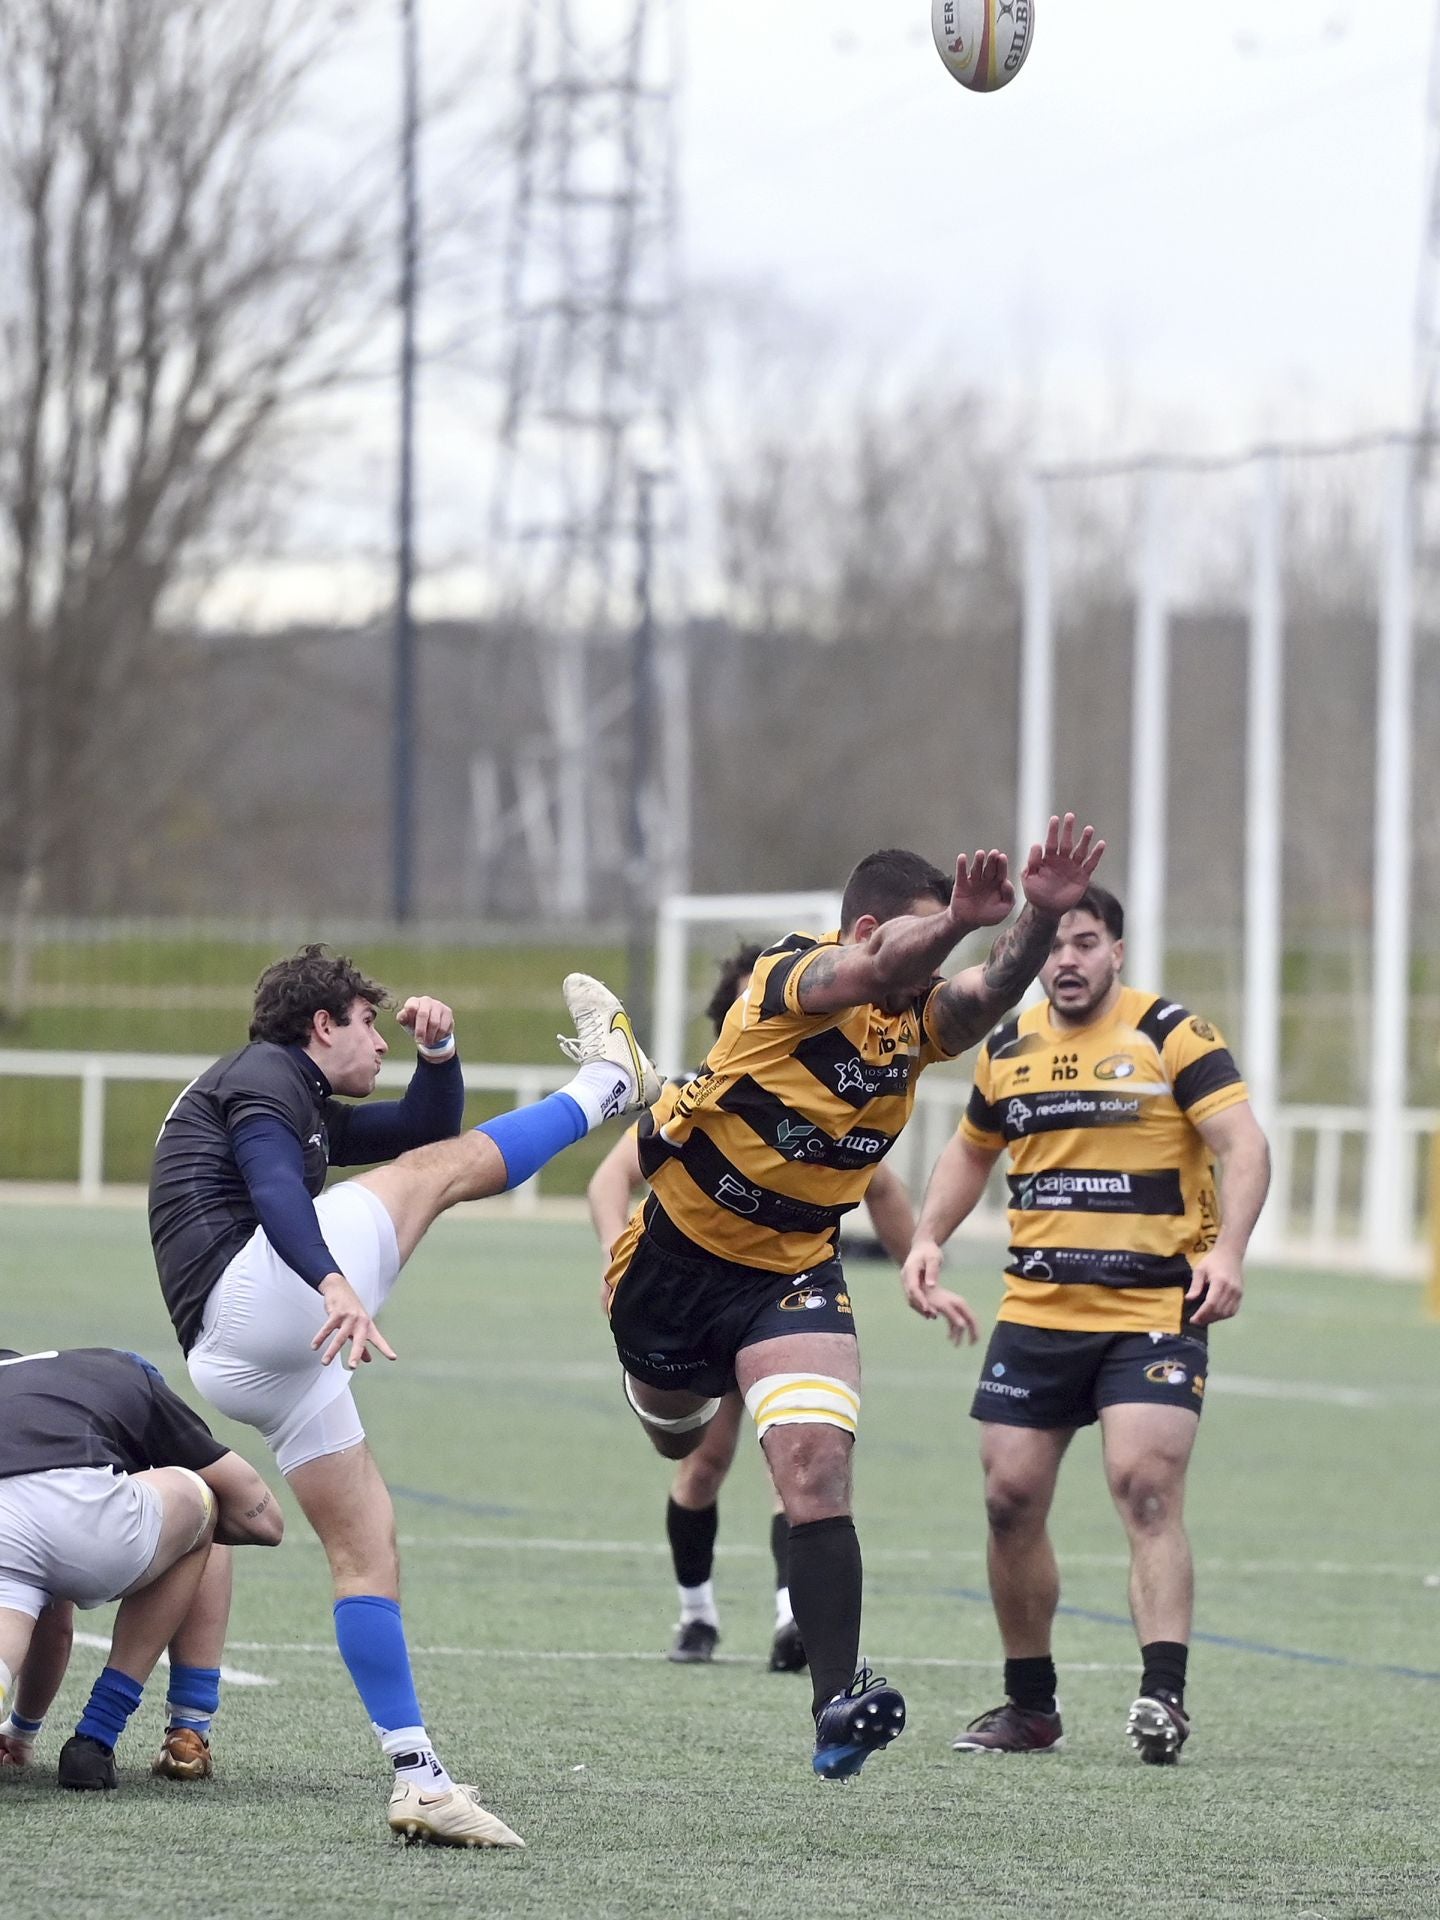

{"left": 1, "top": 1208, "right": 1438, "bottom": 1919}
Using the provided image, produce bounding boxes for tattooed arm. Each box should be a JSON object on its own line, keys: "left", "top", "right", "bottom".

{"left": 795, "top": 848, "right": 1015, "bottom": 1016}
{"left": 199, "top": 1450, "right": 286, "bottom": 1547}
{"left": 928, "top": 814, "right": 1105, "bottom": 1055}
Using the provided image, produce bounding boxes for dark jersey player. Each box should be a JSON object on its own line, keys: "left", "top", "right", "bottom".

{"left": 148, "top": 945, "right": 658, "bottom": 1848}
{"left": 0, "top": 1346, "right": 280, "bottom": 1790}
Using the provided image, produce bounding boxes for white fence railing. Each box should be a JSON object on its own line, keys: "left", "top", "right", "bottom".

{"left": 0, "top": 1051, "right": 1433, "bottom": 1275}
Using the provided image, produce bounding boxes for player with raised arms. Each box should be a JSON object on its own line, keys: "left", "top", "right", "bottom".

{"left": 148, "top": 947, "right": 659, "bottom": 1847}
{"left": 587, "top": 944, "right": 922, "bottom": 1673}
{"left": 602, "top": 815, "right": 1102, "bottom": 1778}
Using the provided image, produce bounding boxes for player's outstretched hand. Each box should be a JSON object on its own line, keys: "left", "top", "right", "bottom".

{"left": 396, "top": 995, "right": 456, "bottom": 1052}
{"left": 315, "top": 1272, "right": 398, "bottom": 1370}
{"left": 1020, "top": 813, "right": 1104, "bottom": 917}
{"left": 1186, "top": 1248, "right": 1244, "bottom": 1327}
{"left": 948, "top": 849, "right": 1015, "bottom": 930}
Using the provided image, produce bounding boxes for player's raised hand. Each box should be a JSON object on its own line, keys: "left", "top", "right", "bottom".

{"left": 396, "top": 995, "right": 455, "bottom": 1053}
{"left": 314, "top": 1272, "right": 398, "bottom": 1370}
{"left": 1020, "top": 814, "right": 1104, "bottom": 917}
{"left": 948, "top": 849, "right": 1015, "bottom": 930}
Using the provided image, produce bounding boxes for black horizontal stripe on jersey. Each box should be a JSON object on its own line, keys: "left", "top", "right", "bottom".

{"left": 1008, "top": 1167, "right": 1185, "bottom": 1216}
{"left": 966, "top": 1082, "right": 1004, "bottom": 1136}
{"left": 997, "top": 1088, "right": 1149, "bottom": 1139}
{"left": 757, "top": 936, "right": 821, "bottom": 1020}
{"left": 986, "top": 1018, "right": 1022, "bottom": 1060}
{"left": 793, "top": 1027, "right": 917, "bottom": 1109}
{"left": 717, "top": 1075, "right": 896, "bottom": 1171}
{"left": 1137, "top": 996, "right": 1189, "bottom": 1052}
{"left": 1005, "top": 1245, "right": 1194, "bottom": 1290}
{"left": 667, "top": 1127, "right": 853, "bottom": 1237}
{"left": 1173, "top": 1049, "right": 1242, "bottom": 1113}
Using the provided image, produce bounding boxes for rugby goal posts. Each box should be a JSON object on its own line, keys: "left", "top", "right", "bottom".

{"left": 652, "top": 891, "right": 842, "bottom": 1078}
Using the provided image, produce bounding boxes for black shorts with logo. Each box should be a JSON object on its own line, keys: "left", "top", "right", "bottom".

{"left": 609, "top": 1211, "right": 855, "bottom": 1398}
{"left": 969, "top": 1321, "right": 1208, "bottom": 1430}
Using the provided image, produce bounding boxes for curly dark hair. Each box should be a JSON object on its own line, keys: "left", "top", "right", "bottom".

{"left": 249, "top": 945, "right": 388, "bottom": 1046}
{"left": 704, "top": 943, "right": 763, "bottom": 1037}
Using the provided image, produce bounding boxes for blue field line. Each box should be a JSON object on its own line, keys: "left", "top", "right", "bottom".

{"left": 390, "top": 1484, "right": 520, "bottom": 1519}
{"left": 941, "top": 1586, "right": 1440, "bottom": 1684}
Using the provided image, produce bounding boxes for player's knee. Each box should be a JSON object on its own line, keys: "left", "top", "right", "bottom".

{"left": 1109, "top": 1463, "right": 1178, "bottom": 1532}
{"left": 984, "top": 1474, "right": 1048, "bottom": 1539}
{"left": 764, "top": 1423, "right": 852, "bottom": 1522}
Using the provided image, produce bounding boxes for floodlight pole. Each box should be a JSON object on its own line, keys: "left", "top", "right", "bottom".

{"left": 626, "top": 468, "right": 660, "bottom": 1037}
{"left": 391, "top": 0, "right": 420, "bottom": 923}
{"left": 1127, "top": 470, "right": 1170, "bottom": 991}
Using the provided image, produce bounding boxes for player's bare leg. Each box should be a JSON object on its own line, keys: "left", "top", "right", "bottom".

{"left": 954, "top": 1424, "right": 1073, "bottom": 1754}
{"left": 665, "top": 1393, "right": 744, "bottom": 1663}
{"left": 154, "top": 1542, "right": 232, "bottom": 1777}
{"left": 0, "top": 1603, "right": 73, "bottom": 1766}
{"left": 1101, "top": 1401, "right": 1200, "bottom": 1764}
{"left": 61, "top": 1469, "right": 218, "bottom": 1790}
{"left": 285, "top": 1442, "right": 400, "bottom": 1602}
{"left": 732, "top": 1332, "right": 900, "bottom": 1778}
{"left": 0, "top": 1609, "right": 37, "bottom": 1727}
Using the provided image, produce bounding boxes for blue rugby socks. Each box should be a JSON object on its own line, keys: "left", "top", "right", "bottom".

{"left": 333, "top": 1594, "right": 454, "bottom": 1794}
{"left": 76, "top": 1667, "right": 144, "bottom": 1752}
{"left": 165, "top": 1663, "right": 221, "bottom": 1740}
{"left": 477, "top": 1055, "right": 631, "bottom": 1189}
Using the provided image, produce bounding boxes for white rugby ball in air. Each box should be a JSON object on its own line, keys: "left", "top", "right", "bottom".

{"left": 932, "top": 0, "right": 1034, "bottom": 93}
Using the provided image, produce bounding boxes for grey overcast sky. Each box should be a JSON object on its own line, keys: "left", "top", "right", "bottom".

{"left": 214, "top": 0, "right": 1436, "bottom": 622}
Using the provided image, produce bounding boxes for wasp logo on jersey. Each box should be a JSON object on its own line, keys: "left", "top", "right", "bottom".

{"left": 1094, "top": 1055, "right": 1137, "bottom": 1081}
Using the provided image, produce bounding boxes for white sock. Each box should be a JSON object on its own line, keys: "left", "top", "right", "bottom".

{"left": 380, "top": 1724, "right": 455, "bottom": 1795}
{"left": 678, "top": 1580, "right": 719, "bottom": 1628}
{"left": 561, "top": 1059, "right": 635, "bottom": 1129}
{"left": 775, "top": 1586, "right": 794, "bottom": 1629}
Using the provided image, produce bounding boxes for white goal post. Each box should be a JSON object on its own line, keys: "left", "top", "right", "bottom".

{"left": 652, "top": 890, "right": 842, "bottom": 1078}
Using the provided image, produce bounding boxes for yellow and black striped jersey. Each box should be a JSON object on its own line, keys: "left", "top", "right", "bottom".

{"left": 623, "top": 931, "right": 957, "bottom": 1276}
{"left": 959, "top": 985, "right": 1250, "bottom": 1334}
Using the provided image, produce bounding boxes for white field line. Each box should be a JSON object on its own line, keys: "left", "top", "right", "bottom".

{"left": 388, "top": 1534, "right": 1437, "bottom": 1581}
{"left": 216, "top": 1641, "right": 1129, "bottom": 1673}
{"left": 73, "top": 1629, "right": 272, "bottom": 1687}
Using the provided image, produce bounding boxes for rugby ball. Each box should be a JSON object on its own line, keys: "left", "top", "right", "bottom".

{"left": 932, "top": 0, "right": 1033, "bottom": 93}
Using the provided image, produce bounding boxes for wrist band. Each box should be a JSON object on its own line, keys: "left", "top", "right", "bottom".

{"left": 417, "top": 1033, "right": 456, "bottom": 1062}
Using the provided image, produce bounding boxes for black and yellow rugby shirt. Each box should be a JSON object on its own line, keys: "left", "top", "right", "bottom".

{"left": 959, "top": 985, "right": 1250, "bottom": 1335}
{"left": 613, "top": 931, "right": 957, "bottom": 1279}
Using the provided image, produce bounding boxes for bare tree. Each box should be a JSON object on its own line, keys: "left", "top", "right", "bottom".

{"left": 0, "top": 0, "right": 376, "bottom": 910}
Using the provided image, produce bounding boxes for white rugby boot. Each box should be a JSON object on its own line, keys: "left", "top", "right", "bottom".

{"left": 559, "top": 973, "right": 662, "bottom": 1116}
{"left": 387, "top": 1778, "right": 526, "bottom": 1848}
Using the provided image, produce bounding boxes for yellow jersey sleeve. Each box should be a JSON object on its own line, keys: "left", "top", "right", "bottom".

{"left": 742, "top": 934, "right": 842, "bottom": 1027}
{"left": 958, "top": 1037, "right": 1005, "bottom": 1150}
{"left": 1161, "top": 1012, "right": 1248, "bottom": 1126}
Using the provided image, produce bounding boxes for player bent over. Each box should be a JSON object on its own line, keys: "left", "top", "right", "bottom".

{"left": 0, "top": 1346, "right": 281, "bottom": 1789}
{"left": 603, "top": 818, "right": 1103, "bottom": 1777}
{"left": 149, "top": 945, "right": 659, "bottom": 1847}
{"left": 588, "top": 944, "right": 919, "bottom": 1673}
{"left": 902, "top": 884, "right": 1270, "bottom": 1763}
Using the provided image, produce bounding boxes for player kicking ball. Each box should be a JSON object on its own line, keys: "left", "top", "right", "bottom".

{"left": 148, "top": 948, "right": 659, "bottom": 1847}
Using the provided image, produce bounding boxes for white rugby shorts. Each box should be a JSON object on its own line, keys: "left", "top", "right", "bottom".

{"left": 0, "top": 1467, "right": 164, "bottom": 1616}
{"left": 187, "top": 1181, "right": 400, "bottom": 1476}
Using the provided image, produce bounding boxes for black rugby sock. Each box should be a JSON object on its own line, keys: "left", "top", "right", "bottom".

{"left": 770, "top": 1511, "right": 790, "bottom": 1592}
{"left": 1139, "top": 1640, "right": 1188, "bottom": 1706}
{"left": 1004, "top": 1655, "right": 1058, "bottom": 1714}
{"left": 788, "top": 1515, "right": 862, "bottom": 1717}
{"left": 666, "top": 1497, "right": 718, "bottom": 1589}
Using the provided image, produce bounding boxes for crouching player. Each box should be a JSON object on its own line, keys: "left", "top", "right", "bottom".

{"left": 0, "top": 1345, "right": 281, "bottom": 1789}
